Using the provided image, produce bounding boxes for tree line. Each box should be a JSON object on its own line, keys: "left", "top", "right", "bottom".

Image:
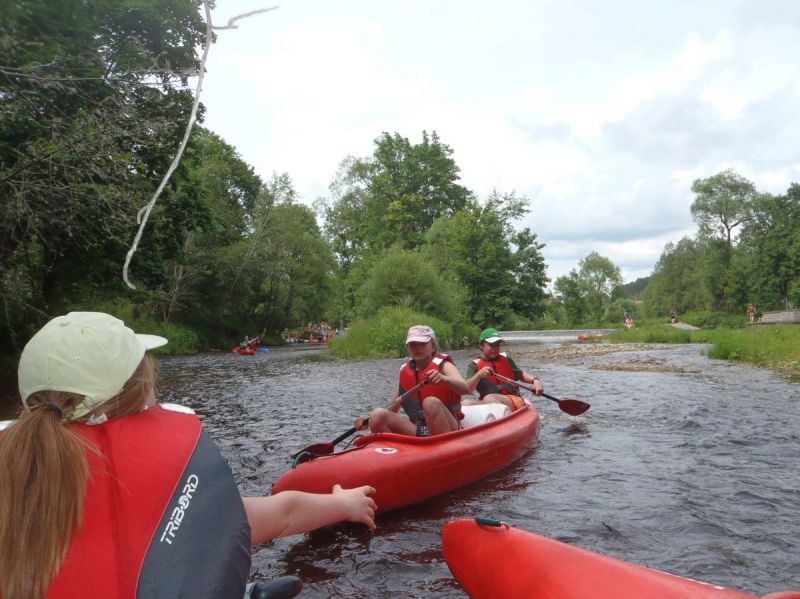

{"left": 643, "top": 170, "right": 800, "bottom": 320}
{"left": 548, "top": 170, "right": 800, "bottom": 325}
{"left": 0, "top": 0, "right": 550, "bottom": 370}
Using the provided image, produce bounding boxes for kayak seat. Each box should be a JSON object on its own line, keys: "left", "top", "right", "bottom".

{"left": 461, "top": 404, "right": 511, "bottom": 429}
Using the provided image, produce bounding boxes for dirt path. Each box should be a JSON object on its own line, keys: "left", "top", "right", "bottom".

{"left": 668, "top": 322, "right": 700, "bottom": 330}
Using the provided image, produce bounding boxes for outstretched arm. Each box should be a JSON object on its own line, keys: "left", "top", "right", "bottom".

{"left": 243, "top": 484, "right": 377, "bottom": 544}
{"left": 521, "top": 370, "right": 543, "bottom": 395}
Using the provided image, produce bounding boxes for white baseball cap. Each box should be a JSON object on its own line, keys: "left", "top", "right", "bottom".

{"left": 18, "top": 312, "right": 167, "bottom": 417}
{"left": 405, "top": 325, "right": 436, "bottom": 344}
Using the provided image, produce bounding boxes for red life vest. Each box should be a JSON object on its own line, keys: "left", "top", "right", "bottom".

{"left": 398, "top": 353, "right": 462, "bottom": 414}
{"left": 473, "top": 353, "right": 518, "bottom": 395}
{"left": 4, "top": 404, "right": 251, "bottom": 599}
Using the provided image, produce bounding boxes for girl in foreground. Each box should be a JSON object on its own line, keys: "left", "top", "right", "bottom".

{"left": 0, "top": 312, "right": 375, "bottom": 599}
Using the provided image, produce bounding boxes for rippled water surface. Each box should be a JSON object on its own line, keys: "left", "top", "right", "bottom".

{"left": 156, "top": 340, "right": 800, "bottom": 598}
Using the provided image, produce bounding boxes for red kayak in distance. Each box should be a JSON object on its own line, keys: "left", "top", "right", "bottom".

{"left": 232, "top": 340, "right": 258, "bottom": 354}
{"left": 442, "top": 519, "right": 800, "bottom": 599}
{"left": 272, "top": 404, "right": 540, "bottom": 514}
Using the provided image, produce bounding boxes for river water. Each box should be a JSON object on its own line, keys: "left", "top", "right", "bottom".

{"left": 151, "top": 339, "right": 799, "bottom": 598}
{"left": 1, "top": 337, "right": 797, "bottom": 597}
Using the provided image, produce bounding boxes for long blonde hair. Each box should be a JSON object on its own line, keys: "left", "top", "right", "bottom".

{"left": 0, "top": 354, "right": 156, "bottom": 599}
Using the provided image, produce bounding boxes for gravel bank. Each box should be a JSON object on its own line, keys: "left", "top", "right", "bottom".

{"left": 511, "top": 342, "right": 693, "bottom": 373}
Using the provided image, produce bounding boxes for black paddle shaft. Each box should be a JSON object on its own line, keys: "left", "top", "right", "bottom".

{"left": 490, "top": 372, "right": 590, "bottom": 416}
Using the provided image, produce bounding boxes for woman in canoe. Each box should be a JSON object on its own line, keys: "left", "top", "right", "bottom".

{"left": 462, "top": 328, "right": 543, "bottom": 410}
{"left": 0, "top": 312, "right": 376, "bottom": 599}
{"left": 354, "top": 325, "right": 469, "bottom": 437}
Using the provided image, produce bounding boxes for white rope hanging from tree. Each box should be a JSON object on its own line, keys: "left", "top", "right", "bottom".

{"left": 123, "top": 2, "right": 278, "bottom": 289}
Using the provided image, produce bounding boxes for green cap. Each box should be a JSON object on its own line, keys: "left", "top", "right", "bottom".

{"left": 479, "top": 328, "right": 503, "bottom": 343}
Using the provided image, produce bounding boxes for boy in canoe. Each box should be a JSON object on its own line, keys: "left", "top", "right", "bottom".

{"left": 354, "top": 325, "right": 469, "bottom": 437}
{"left": 462, "top": 328, "right": 544, "bottom": 410}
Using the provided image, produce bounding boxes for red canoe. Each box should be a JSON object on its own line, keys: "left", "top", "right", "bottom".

{"left": 442, "top": 519, "right": 800, "bottom": 599}
{"left": 577, "top": 333, "right": 604, "bottom": 341}
{"left": 232, "top": 341, "right": 258, "bottom": 354}
{"left": 271, "top": 404, "right": 540, "bottom": 513}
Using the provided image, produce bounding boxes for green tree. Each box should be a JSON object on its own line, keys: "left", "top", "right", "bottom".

{"left": 355, "top": 247, "right": 466, "bottom": 322}
{"left": 423, "top": 192, "right": 548, "bottom": 326}
{"left": 642, "top": 237, "right": 712, "bottom": 316}
{"left": 553, "top": 271, "right": 587, "bottom": 326}
{"left": 577, "top": 252, "right": 623, "bottom": 322}
{"left": 324, "top": 131, "right": 472, "bottom": 260}
{"left": 509, "top": 228, "right": 549, "bottom": 319}
{"left": 689, "top": 170, "right": 758, "bottom": 309}
{"left": 690, "top": 169, "right": 756, "bottom": 248}
{"left": 554, "top": 252, "right": 622, "bottom": 325}
{"left": 253, "top": 202, "right": 336, "bottom": 336}
{"left": 155, "top": 129, "right": 264, "bottom": 334}
{"left": 738, "top": 187, "right": 800, "bottom": 310}
{"left": 0, "top": 0, "right": 207, "bottom": 357}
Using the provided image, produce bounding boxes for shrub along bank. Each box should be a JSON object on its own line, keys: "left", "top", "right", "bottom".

{"left": 328, "top": 307, "right": 477, "bottom": 359}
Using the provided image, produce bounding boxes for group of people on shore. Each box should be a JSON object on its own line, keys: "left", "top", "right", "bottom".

{"left": 0, "top": 313, "right": 539, "bottom": 598}
{"left": 282, "top": 321, "right": 344, "bottom": 343}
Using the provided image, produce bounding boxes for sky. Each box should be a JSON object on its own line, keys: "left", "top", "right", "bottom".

{"left": 197, "top": 0, "right": 800, "bottom": 286}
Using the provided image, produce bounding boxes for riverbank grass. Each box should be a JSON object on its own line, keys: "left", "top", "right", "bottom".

{"left": 607, "top": 324, "right": 800, "bottom": 379}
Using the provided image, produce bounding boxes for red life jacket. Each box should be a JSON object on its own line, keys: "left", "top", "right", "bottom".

{"left": 398, "top": 353, "right": 462, "bottom": 415}
{"left": 473, "top": 353, "right": 518, "bottom": 395}
{"left": 4, "top": 404, "right": 251, "bottom": 599}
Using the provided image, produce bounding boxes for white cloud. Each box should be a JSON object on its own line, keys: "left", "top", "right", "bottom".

{"left": 198, "top": 0, "right": 800, "bottom": 283}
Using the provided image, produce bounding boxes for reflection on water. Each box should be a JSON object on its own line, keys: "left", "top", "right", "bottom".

{"left": 157, "top": 340, "right": 800, "bottom": 597}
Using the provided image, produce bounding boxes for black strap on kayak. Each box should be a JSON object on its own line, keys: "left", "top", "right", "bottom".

{"left": 475, "top": 517, "right": 509, "bottom": 528}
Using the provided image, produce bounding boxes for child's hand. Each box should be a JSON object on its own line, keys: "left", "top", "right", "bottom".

{"left": 332, "top": 484, "right": 377, "bottom": 529}
{"left": 477, "top": 366, "right": 493, "bottom": 379}
{"left": 425, "top": 369, "right": 445, "bottom": 384}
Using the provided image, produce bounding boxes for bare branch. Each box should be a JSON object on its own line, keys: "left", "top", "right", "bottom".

{"left": 213, "top": 7, "right": 279, "bottom": 30}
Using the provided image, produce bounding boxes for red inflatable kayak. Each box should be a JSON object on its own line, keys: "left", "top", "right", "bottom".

{"left": 232, "top": 341, "right": 258, "bottom": 354}
{"left": 442, "top": 519, "right": 800, "bottom": 599}
{"left": 272, "top": 404, "right": 540, "bottom": 513}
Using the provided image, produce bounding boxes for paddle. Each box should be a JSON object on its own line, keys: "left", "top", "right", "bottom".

{"left": 290, "top": 424, "right": 363, "bottom": 459}
{"left": 491, "top": 372, "right": 590, "bottom": 416}
{"left": 290, "top": 380, "right": 429, "bottom": 459}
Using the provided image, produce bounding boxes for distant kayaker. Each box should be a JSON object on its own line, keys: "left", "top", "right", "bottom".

{"left": 0, "top": 312, "right": 376, "bottom": 599}
{"left": 354, "top": 325, "right": 469, "bottom": 437}
{"left": 462, "top": 328, "right": 543, "bottom": 410}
